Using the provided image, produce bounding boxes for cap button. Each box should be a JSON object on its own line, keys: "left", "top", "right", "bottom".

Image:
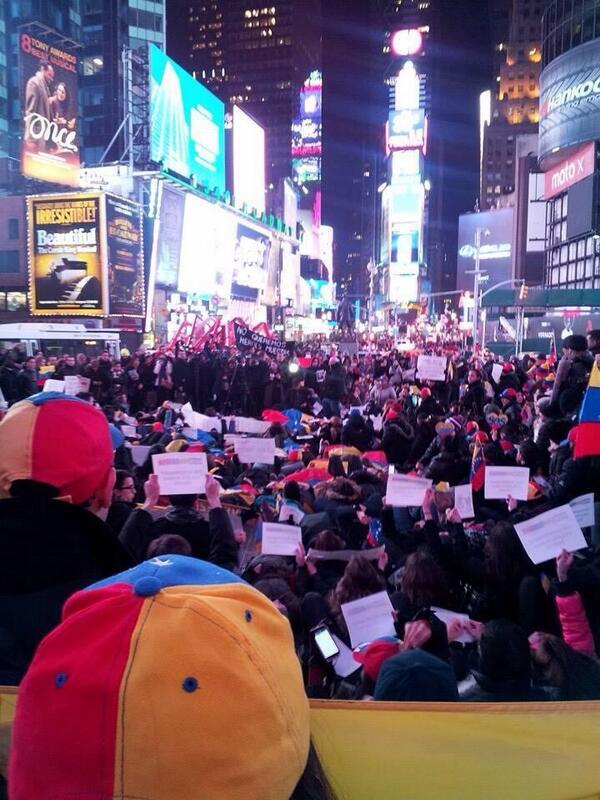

{"left": 134, "top": 576, "right": 162, "bottom": 597}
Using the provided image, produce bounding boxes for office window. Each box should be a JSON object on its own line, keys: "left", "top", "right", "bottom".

{"left": 7, "top": 218, "right": 18, "bottom": 240}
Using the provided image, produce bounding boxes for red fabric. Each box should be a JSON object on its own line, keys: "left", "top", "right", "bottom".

{"left": 9, "top": 584, "right": 144, "bottom": 800}
{"left": 556, "top": 591, "right": 596, "bottom": 656}
{"left": 573, "top": 422, "right": 600, "bottom": 458}
{"left": 363, "top": 450, "right": 388, "bottom": 465}
{"left": 262, "top": 409, "right": 289, "bottom": 424}
{"left": 353, "top": 641, "right": 399, "bottom": 681}
{"left": 283, "top": 467, "right": 330, "bottom": 484}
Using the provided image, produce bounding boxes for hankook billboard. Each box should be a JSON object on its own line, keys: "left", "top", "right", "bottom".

{"left": 539, "top": 38, "right": 600, "bottom": 166}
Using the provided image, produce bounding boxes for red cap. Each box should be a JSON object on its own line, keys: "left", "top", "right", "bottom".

{"left": 465, "top": 421, "right": 479, "bottom": 433}
{"left": 500, "top": 440, "right": 514, "bottom": 453}
{"left": 353, "top": 640, "right": 399, "bottom": 681}
{"left": 420, "top": 387, "right": 431, "bottom": 398}
{"left": 474, "top": 431, "right": 489, "bottom": 444}
{"left": 503, "top": 363, "right": 514, "bottom": 373}
{"left": 501, "top": 388, "right": 518, "bottom": 400}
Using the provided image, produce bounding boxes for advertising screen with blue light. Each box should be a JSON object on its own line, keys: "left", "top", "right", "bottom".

{"left": 149, "top": 45, "right": 225, "bottom": 193}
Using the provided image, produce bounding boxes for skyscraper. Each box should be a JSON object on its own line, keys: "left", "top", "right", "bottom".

{"left": 481, "top": 0, "right": 542, "bottom": 208}
{"left": 180, "top": 0, "right": 322, "bottom": 193}
{"left": 80, "top": 0, "right": 166, "bottom": 165}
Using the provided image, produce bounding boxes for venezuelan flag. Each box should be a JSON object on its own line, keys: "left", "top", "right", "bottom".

{"left": 574, "top": 362, "right": 600, "bottom": 458}
{"left": 471, "top": 439, "right": 486, "bottom": 492}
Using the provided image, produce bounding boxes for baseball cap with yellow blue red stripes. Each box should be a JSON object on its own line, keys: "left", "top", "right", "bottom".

{"left": 9, "top": 555, "right": 311, "bottom": 800}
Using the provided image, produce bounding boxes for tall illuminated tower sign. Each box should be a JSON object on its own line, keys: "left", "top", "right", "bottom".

{"left": 381, "top": 29, "right": 428, "bottom": 306}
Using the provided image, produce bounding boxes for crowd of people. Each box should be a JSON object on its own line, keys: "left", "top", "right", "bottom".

{"left": 1, "top": 327, "right": 600, "bottom": 798}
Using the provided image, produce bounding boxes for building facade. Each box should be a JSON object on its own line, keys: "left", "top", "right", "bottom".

{"left": 481, "top": 0, "right": 543, "bottom": 208}
{"left": 182, "top": 0, "right": 321, "bottom": 193}
{"left": 539, "top": 0, "right": 600, "bottom": 290}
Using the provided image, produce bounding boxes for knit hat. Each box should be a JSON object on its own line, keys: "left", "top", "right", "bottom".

{"left": 9, "top": 556, "right": 310, "bottom": 800}
{"left": 353, "top": 638, "right": 400, "bottom": 681}
{"left": 502, "top": 363, "right": 514, "bottom": 373}
{"left": 374, "top": 650, "right": 459, "bottom": 702}
{"left": 500, "top": 388, "right": 518, "bottom": 400}
{"left": 0, "top": 392, "right": 113, "bottom": 505}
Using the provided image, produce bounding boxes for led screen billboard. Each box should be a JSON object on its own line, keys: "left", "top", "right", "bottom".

{"left": 292, "top": 70, "right": 322, "bottom": 187}
{"left": 149, "top": 45, "right": 225, "bottom": 193}
{"left": 19, "top": 30, "right": 80, "bottom": 187}
{"left": 387, "top": 109, "right": 426, "bottom": 152}
{"left": 539, "top": 38, "right": 600, "bottom": 166}
{"left": 231, "top": 220, "right": 272, "bottom": 300}
{"left": 106, "top": 194, "right": 144, "bottom": 317}
{"left": 153, "top": 185, "right": 185, "bottom": 287}
{"left": 233, "top": 106, "right": 265, "bottom": 214}
{"left": 457, "top": 208, "right": 514, "bottom": 292}
{"left": 178, "top": 194, "right": 236, "bottom": 300}
{"left": 28, "top": 193, "right": 106, "bottom": 316}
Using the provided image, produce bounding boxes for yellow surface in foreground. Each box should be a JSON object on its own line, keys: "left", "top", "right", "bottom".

{"left": 2, "top": 689, "right": 600, "bottom": 799}
{"left": 310, "top": 700, "right": 600, "bottom": 800}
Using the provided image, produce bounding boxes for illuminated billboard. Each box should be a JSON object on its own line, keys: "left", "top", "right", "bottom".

{"left": 457, "top": 208, "right": 514, "bottom": 292}
{"left": 539, "top": 38, "right": 600, "bottom": 166}
{"left": 292, "top": 70, "right": 322, "bottom": 187}
{"left": 231, "top": 220, "right": 272, "bottom": 300}
{"left": 154, "top": 185, "right": 185, "bottom": 287}
{"left": 390, "top": 150, "right": 421, "bottom": 182}
{"left": 233, "top": 106, "right": 265, "bottom": 214}
{"left": 106, "top": 194, "right": 144, "bottom": 317}
{"left": 28, "top": 193, "right": 106, "bottom": 316}
{"left": 178, "top": 194, "right": 236, "bottom": 300}
{"left": 149, "top": 45, "right": 225, "bottom": 193}
{"left": 387, "top": 109, "right": 427, "bottom": 152}
{"left": 19, "top": 30, "right": 80, "bottom": 187}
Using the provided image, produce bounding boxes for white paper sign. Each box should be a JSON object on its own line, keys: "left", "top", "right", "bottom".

{"left": 491, "top": 363, "right": 503, "bottom": 384}
{"left": 484, "top": 466, "right": 530, "bottom": 501}
{"left": 121, "top": 425, "right": 137, "bottom": 438}
{"left": 454, "top": 484, "right": 475, "bottom": 520}
{"left": 569, "top": 494, "right": 595, "bottom": 529}
{"left": 386, "top": 473, "right": 432, "bottom": 507}
{"left": 341, "top": 591, "right": 396, "bottom": 648}
{"left": 152, "top": 452, "right": 208, "bottom": 496}
{"left": 64, "top": 375, "right": 91, "bottom": 395}
{"left": 234, "top": 417, "right": 271, "bottom": 435}
{"left": 43, "top": 379, "right": 65, "bottom": 393}
{"left": 431, "top": 607, "right": 477, "bottom": 644}
{"left": 224, "top": 434, "right": 245, "bottom": 447}
{"left": 181, "top": 403, "right": 221, "bottom": 433}
{"left": 313, "top": 401, "right": 323, "bottom": 415}
{"left": 261, "top": 522, "right": 302, "bottom": 556}
{"left": 331, "top": 633, "right": 362, "bottom": 678}
{"left": 130, "top": 445, "right": 151, "bottom": 467}
{"left": 235, "top": 437, "right": 276, "bottom": 464}
{"left": 416, "top": 355, "right": 447, "bottom": 382}
{"left": 514, "top": 505, "right": 588, "bottom": 565}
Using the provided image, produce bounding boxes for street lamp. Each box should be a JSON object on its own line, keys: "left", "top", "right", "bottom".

{"left": 464, "top": 227, "right": 490, "bottom": 351}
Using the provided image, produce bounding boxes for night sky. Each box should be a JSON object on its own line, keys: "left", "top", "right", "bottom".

{"left": 167, "top": 0, "right": 494, "bottom": 287}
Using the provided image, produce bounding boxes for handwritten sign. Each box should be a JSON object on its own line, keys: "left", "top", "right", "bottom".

{"left": 151, "top": 452, "right": 208, "bottom": 496}
{"left": 43, "top": 379, "right": 65, "bottom": 393}
{"left": 454, "top": 484, "right": 475, "bottom": 520}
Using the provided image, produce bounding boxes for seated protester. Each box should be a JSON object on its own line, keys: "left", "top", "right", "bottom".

{"left": 552, "top": 548, "right": 600, "bottom": 655}
{"left": 341, "top": 409, "right": 374, "bottom": 452}
{"left": 459, "top": 619, "right": 547, "bottom": 702}
{"left": 545, "top": 426, "right": 597, "bottom": 504}
{"left": 530, "top": 632, "right": 600, "bottom": 701}
{"left": 425, "top": 437, "right": 470, "bottom": 485}
{"left": 302, "top": 556, "right": 386, "bottom": 647}
{"left": 295, "top": 531, "right": 348, "bottom": 598}
{"left": 418, "top": 387, "right": 445, "bottom": 418}
{"left": 0, "top": 394, "right": 131, "bottom": 683}
{"left": 375, "top": 650, "right": 459, "bottom": 702}
{"left": 318, "top": 416, "right": 343, "bottom": 449}
{"left": 390, "top": 549, "right": 451, "bottom": 635}
{"left": 381, "top": 413, "right": 414, "bottom": 467}
{"left": 119, "top": 473, "right": 238, "bottom": 571}
{"left": 9, "top": 556, "right": 336, "bottom": 800}
{"left": 106, "top": 469, "right": 137, "bottom": 535}
{"left": 417, "top": 418, "right": 467, "bottom": 470}
{"left": 278, "top": 480, "right": 307, "bottom": 525}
